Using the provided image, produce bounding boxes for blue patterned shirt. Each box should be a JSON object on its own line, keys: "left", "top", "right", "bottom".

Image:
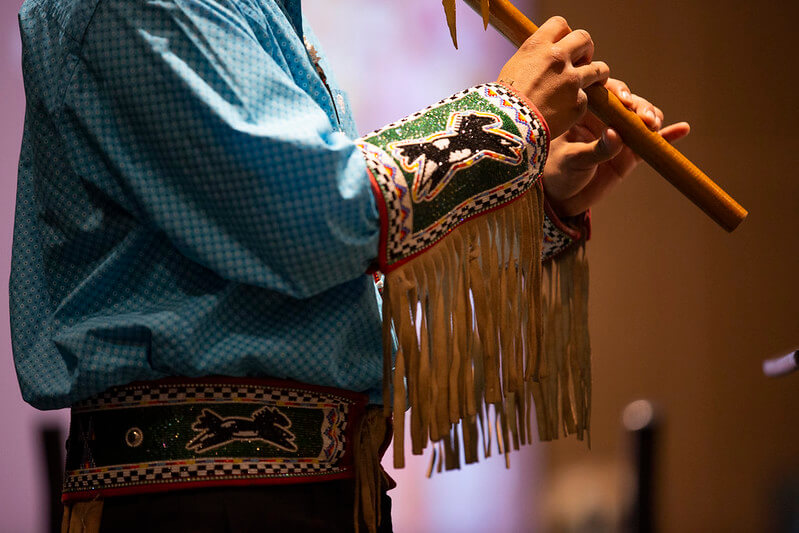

{"left": 12, "top": 0, "right": 583, "bottom": 410}
{"left": 12, "top": 0, "right": 385, "bottom": 409}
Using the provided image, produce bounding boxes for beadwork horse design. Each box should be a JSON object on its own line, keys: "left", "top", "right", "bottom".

{"left": 186, "top": 406, "right": 298, "bottom": 453}
{"left": 391, "top": 111, "right": 524, "bottom": 202}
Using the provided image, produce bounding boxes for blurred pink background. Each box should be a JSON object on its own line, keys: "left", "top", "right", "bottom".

{"left": 1, "top": 1, "right": 72, "bottom": 532}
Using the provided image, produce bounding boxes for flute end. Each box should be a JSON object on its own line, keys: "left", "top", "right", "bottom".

{"left": 721, "top": 206, "right": 748, "bottom": 232}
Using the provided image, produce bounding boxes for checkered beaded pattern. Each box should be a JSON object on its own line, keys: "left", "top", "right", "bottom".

{"left": 64, "top": 458, "right": 340, "bottom": 496}
{"left": 74, "top": 382, "right": 353, "bottom": 412}
{"left": 542, "top": 215, "right": 576, "bottom": 261}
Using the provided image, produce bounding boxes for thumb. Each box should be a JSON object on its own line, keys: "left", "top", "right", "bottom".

{"left": 570, "top": 128, "right": 624, "bottom": 169}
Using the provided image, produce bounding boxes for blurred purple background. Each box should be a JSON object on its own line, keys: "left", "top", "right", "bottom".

{"left": 2, "top": 1, "right": 72, "bottom": 532}
{"left": 1, "top": 1, "right": 539, "bottom": 531}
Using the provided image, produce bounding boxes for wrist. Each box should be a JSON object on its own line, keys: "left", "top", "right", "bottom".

{"left": 540, "top": 174, "right": 574, "bottom": 220}
{"left": 543, "top": 195, "right": 591, "bottom": 242}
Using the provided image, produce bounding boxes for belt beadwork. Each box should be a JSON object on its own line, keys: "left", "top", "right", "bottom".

{"left": 62, "top": 378, "right": 367, "bottom": 501}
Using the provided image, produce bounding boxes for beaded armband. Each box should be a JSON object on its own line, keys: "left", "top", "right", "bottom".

{"left": 358, "top": 83, "right": 549, "bottom": 272}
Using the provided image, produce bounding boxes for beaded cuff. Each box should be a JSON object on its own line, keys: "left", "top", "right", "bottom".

{"left": 358, "top": 83, "right": 549, "bottom": 272}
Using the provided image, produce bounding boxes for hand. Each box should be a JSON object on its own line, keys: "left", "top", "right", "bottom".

{"left": 542, "top": 78, "right": 691, "bottom": 217}
{"left": 497, "top": 16, "right": 610, "bottom": 138}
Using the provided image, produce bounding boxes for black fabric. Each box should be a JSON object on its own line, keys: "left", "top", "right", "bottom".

{"left": 97, "top": 481, "right": 393, "bottom": 533}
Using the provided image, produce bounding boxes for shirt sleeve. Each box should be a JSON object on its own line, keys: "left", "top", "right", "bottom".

{"left": 73, "top": 0, "right": 380, "bottom": 299}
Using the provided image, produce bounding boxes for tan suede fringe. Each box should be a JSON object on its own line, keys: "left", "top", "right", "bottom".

{"left": 354, "top": 407, "right": 392, "bottom": 533}
{"left": 381, "top": 185, "right": 591, "bottom": 474}
{"left": 61, "top": 500, "right": 103, "bottom": 533}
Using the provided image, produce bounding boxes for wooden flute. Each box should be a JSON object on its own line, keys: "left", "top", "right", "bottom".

{"left": 458, "top": 0, "right": 748, "bottom": 232}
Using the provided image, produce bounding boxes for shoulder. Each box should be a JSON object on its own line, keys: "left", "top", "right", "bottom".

{"left": 19, "top": 0, "right": 103, "bottom": 45}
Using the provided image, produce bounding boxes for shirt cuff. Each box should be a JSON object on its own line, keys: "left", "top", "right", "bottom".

{"left": 542, "top": 199, "right": 591, "bottom": 261}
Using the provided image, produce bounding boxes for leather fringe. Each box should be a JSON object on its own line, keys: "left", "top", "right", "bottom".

{"left": 61, "top": 500, "right": 103, "bottom": 533}
{"left": 354, "top": 407, "right": 393, "bottom": 533}
{"left": 382, "top": 185, "right": 591, "bottom": 473}
{"left": 442, "top": 0, "right": 458, "bottom": 48}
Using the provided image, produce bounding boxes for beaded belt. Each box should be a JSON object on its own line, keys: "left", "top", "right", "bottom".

{"left": 62, "top": 377, "right": 367, "bottom": 502}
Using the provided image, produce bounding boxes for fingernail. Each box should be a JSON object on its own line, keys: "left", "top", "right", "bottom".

{"left": 621, "top": 90, "right": 631, "bottom": 101}
{"left": 646, "top": 109, "right": 656, "bottom": 120}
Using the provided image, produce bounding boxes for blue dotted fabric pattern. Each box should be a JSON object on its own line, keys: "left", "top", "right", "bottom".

{"left": 11, "top": 0, "right": 579, "bottom": 411}
{"left": 12, "top": 0, "right": 383, "bottom": 409}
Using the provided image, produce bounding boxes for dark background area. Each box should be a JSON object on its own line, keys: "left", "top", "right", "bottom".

{"left": 535, "top": 0, "right": 799, "bottom": 530}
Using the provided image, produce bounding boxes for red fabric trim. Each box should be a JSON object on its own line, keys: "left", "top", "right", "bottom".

{"left": 61, "top": 470, "right": 355, "bottom": 503}
{"left": 366, "top": 165, "right": 390, "bottom": 273}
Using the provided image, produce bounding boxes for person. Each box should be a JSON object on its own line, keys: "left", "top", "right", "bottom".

{"left": 11, "top": 0, "right": 688, "bottom": 531}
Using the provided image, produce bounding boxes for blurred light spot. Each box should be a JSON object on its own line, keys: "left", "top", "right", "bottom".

{"left": 622, "top": 399, "right": 654, "bottom": 431}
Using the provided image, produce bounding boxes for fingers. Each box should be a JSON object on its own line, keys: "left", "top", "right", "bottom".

{"left": 567, "top": 128, "right": 625, "bottom": 170}
{"left": 555, "top": 130, "right": 628, "bottom": 215}
{"left": 604, "top": 78, "right": 665, "bottom": 130}
{"left": 547, "top": 114, "right": 691, "bottom": 217}
{"left": 563, "top": 121, "right": 691, "bottom": 215}
{"left": 534, "top": 16, "right": 572, "bottom": 43}
{"left": 630, "top": 94, "right": 663, "bottom": 130}
{"left": 575, "top": 60, "right": 610, "bottom": 88}
{"left": 544, "top": 128, "right": 625, "bottom": 214}
{"left": 557, "top": 29, "right": 594, "bottom": 64}
{"left": 605, "top": 78, "right": 633, "bottom": 107}
{"left": 557, "top": 166, "right": 622, "bottom": 216}
{"left": 659, "top": 121, "right": 690, "bottom": 143}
